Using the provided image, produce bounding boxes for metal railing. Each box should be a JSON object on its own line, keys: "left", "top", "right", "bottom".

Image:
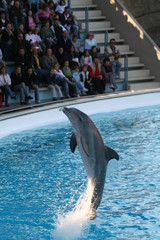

{"left": 85, "top": 7, "right": 89, "bottom": 34}
{"left": 104, "top": 31, "right": 109, "bottom": 48}
{"left": 68, "top": 0, "right": 71, "bottom": 13}
{"left": 29, "top": 0, "right": 39, "bottom": 10}
{"left": 124, "top": 55, "right": 128, "bottom": 90}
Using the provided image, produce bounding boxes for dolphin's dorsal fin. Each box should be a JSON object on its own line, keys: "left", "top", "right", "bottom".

{"left": 104, "top": 146, "right": 119, "bottom": 161}
{"left": 70, "top": 133, "right": 77, "bottom": 153}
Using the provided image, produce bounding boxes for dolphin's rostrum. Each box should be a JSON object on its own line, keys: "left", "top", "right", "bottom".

{"left": 62, "top": 107, "right": 119, "bottom": 219}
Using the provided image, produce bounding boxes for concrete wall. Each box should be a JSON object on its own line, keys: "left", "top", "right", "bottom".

{"left": 93, "top": 0, "right": 160, "bottom": 81}
{"left": 121, "top": 0, "right": 160, "bottom": 46}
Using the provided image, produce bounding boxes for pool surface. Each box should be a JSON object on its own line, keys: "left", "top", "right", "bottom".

{"left": 0, "top": 104, "right": 160, "bottom": 239}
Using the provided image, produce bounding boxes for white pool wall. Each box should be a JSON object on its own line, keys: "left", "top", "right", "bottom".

{"left": 0, "top": 92, "right": 160, "bottom": 139}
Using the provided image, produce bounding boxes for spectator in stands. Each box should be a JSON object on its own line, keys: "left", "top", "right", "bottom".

{"left": 0, "top": 1, "right": 9, "bottom": 20}
{"left": 80, "top": 64, "right": 93, "bottom": 95}
{"left": 51, "top": 15, "right": 65, "bottom": 42}
{"left": 0, "top": 11, "right": 8, "bottom": 31}
{"left": 14, "top": 22, "right": 25, "bottom": 39}
{"left": 41, "top": 47, "right": 58, "bottom": 71}
{"left": 15, "top": 47, "right": 30, "bottom": 74}
{"left": 60, "top": 6, "right": 79, "bottom": 36}
{"left": 0, "top": 66, "right": 16, "bottom": 106}
{"left": 71, "top": 34, "right": 81, "bottom": 56}
{"left": 90, "top": 45, "right": 98, "bottom": 60}
{"left": 25, "top": 9, "right": 37, "bottom": 31}
{"left": 33, "top": 27, "right": 46, "bottom": 52}
{"left": 31, "top": 47, "right": 48, "bottom": 86}
{"left": 47, "top": 67, "right": 63, "bottom": 101}
{"left": 53, "top": 62, "right": 70, "bottom": 98}
{"left": 72, "top": 65, "right": 88, "bottom": 97}
{"left": 24, "top": 66, "right": 40, "bottom": 103}
{"left": 36, "top": 3, "right": 50, "bottom": 23}
{"left": 80, "top": 49, "right": 92, "bottom": 67}
{"left": 25, "top": 28, "right": 35, "bottom": 44}
{"left": 58, "top": 30, "right": 72, "bottom": 55}
{"left": 9, "top": 0, "right": 25, "bottom": 28}
{"left": 62, "top": 59, "right": 76, "bottom": 97}
{"left": 48, "top": 1, "right": 55, "bottom": 24}
{"left": 13, "top": 32, "right": 31, "bottom": 59}
{"left": 40, "top": 19, "right": 56, "bottom": 50}
{"left": 55, "top": 47, "right": 65, "bottom": 68}
{"left": 11, "top": 65, "right": 30, "bottom": 105}
{"left": 84, "top": 32, "right": 97, "bottom": 52}
{"left": 67, "top": 45, "right": 80, "bottom": 69}
{"left": 0, "top": 22, "right": 14, "bottom": 60}
{"left": 55, "top": 0, "right": 66, "bottom": 16}
{"left": 102, "top": 57, "right": 117, "bottom": 91}
{"left": 88, "top": 56, "right": 105, "bottom": 94}
{"left": 105, "top": 38, "right": 121, "bottom": 79}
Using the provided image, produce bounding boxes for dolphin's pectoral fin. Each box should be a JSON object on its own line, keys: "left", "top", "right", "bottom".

{"left": 70, "top": 133, "right": 77, "bottom": 153}
{"left": 105, "top": 146, "right": 119, "bottom": 161}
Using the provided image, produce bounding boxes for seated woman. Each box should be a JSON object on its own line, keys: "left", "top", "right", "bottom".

{"left": 0, "top": 66, "right": 16, "bottom": 106}
{"left": 67, "top": 45, "right": 80, "bottom": 70}
{"left": 25, "top": 9, "right": 37, "bottom": 32}
{"left": 53, "top": 62, "right": 70, "bottom": 98}
{"left": 47, "top": 67, "right": 64, "bottom": 101}
{"left": 55, "top": 0, "right": 66, "bottom": 16}
{"left": 36, "top": 3, "right": 50, "bottom": 23}
{"left": 62, "top": 60, "right": 76, "bottom": 97}
{"left": 84, "top": 32, "right": 97, "bottom": 51}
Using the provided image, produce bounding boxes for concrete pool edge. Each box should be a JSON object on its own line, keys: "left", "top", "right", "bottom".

{"left": 1, "top": 89, "right": 160, "bottom": 139}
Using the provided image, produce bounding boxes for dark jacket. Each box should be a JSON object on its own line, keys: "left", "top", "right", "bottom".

{"left": 47, "top": 73, "right": 57, "bottom": 85}
{"left": 58, "top": 37, "right": 72, "bottom": 55}
{"left": 10, "top": 71, "right": 24, "bottom": 89}
{"left": 24, "top": 72, "right": 38, "bottom": 88}
{"left": 1, "top": 29, "right": 14, "bottom": 43}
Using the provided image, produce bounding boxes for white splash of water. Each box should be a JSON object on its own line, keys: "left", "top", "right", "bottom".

{"left": 53, "top": 178, "right": 94, "bottom": 240}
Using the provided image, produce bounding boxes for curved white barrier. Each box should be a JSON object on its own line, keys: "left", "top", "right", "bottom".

{"left": 0, "top": 92, "right": 160, "bottom": 139}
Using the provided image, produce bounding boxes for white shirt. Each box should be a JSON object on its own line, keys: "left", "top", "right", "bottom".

{"left": 0, "top": 73, "right": 11, "bottom": 86}
{"left": 84, "top": 38, "right": 97, "bottom": 50}
{"left": 55, "top": 4, "right": 66, "bottom": 14}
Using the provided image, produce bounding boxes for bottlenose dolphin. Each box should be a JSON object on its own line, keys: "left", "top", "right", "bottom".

{"left": 62, "top": 107, "right": 119, "bottom": 219}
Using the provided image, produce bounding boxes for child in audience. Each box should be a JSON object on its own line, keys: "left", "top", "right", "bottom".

{"left": 80, "top": 49, "right": 92, "bottom": 67}
{"left": 72, "top": 65, "right": 88, "bottom": 96}
{"left": 80, "top": 64, "right": 93, "bottom": 95}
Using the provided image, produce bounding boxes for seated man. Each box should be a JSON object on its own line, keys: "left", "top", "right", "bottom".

{"left": 11, "top": 65, "right": 32, "bottom": 105}
{"left": 88, "top": 56, "right": 105, "bottom": 94}
{"left": 102, "top": 57, "right": 117, "bottom": 91}
{"left": 60, "top": 6, "right": 79, "bottom": 36}
{"left": 24, "top": 66, "right": 40, "bottom": 104}
{"left": 105, "top": 38, "right": 121, "bottom": 79}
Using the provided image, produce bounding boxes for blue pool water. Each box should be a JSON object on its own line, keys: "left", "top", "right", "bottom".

{"left": 0, "top": 105, "right": 160, "bottom": 240}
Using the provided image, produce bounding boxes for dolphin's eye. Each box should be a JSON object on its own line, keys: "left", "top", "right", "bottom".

{"left": 79, "top": 117, "right": 82, "bottom": 121}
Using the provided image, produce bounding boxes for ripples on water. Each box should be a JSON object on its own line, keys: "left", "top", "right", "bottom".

{"left": 0, "top": 105, "right": 160, "bottom": 239}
